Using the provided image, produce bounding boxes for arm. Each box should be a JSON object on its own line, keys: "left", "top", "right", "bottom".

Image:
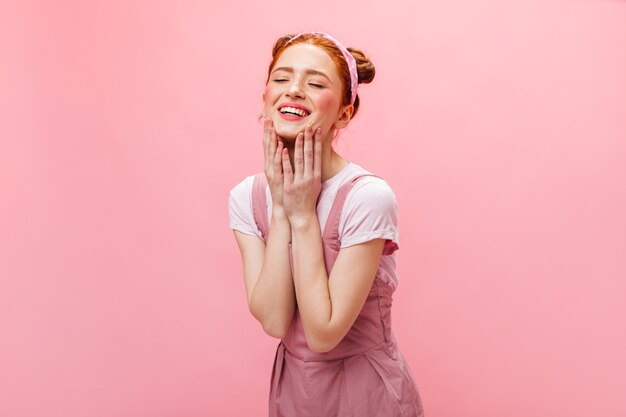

{"left": 233, "top": 206, "right": 295, "bottom": 338}
{"left": 232, "top": 117, "right": 297, "bottom": 339}
{"left": 290, "top": 215, "right": 386, "bottom": 353}
{"left": 279, "top": 124, "right": 391, "bottom": 352}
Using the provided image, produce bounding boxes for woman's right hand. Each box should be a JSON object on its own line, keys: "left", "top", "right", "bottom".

{"left": 263, "top": 117, "right": 286, "bottom": 210}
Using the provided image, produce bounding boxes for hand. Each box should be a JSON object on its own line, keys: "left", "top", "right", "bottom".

{"left": 281, "top": 123, "right": 322, "bottom": 227}
{"left": 263, "top": 117, "right": 286, "bottom": 210}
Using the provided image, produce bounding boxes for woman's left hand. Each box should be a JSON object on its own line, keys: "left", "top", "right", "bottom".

{"left": 281, "top": 123, "right": 322, "bottom": 228}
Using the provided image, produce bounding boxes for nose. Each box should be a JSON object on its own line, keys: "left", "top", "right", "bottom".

{"left": 285, "top": 77, "right": 306, "bottom": 99}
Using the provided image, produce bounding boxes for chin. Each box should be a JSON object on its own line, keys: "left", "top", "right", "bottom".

{"left": 274, "top": 129, "right": 298, "bottom": 141}
{"left": 273, "top": 121, "right": 306, "bottom": 140}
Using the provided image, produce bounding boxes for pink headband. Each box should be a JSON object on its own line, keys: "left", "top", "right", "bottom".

{"left": 284, "top": 31, "right": 359, "bottom": 105}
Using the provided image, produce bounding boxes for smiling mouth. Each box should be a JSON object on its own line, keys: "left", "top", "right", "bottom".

{"left": 278, "top": 106, "right": 310, "bottom": 117}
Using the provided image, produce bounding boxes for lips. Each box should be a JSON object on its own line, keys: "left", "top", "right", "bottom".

{"left": 277, "top": 102, "right": 312, "bottom": 115}
{"left": 278, "top": 111, "right": 308, "bottom": 121}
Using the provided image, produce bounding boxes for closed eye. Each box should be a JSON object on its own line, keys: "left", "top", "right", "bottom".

{"left": 273, "top": 79, "right": 324, "bottom": 88}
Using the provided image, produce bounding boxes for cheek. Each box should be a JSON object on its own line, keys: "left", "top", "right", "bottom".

{"left": 315, "top": 91, "right": 337, "bottom": 113}
{"left": 263, "top": 85, "right": 278, "bottom": 103}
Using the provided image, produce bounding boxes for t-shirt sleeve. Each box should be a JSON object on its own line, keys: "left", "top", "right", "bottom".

{"left": 338, "top": 178, "right": 400, "bottom": 255}
{"left": 228, "top": 177, "right": 264, "bottom": 240}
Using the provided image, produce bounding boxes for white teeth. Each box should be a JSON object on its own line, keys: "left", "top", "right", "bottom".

{"left": 279, "top": 106, "right": 309, "bottom": 117}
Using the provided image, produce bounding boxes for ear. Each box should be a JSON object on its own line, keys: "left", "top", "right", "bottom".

{"left": 334, "top": 103, "right": 354, "bottom": 129}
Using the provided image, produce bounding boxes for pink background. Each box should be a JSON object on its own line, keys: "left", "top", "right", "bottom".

{"left": 1, "top": 1, "right": 625, "bottom": 416}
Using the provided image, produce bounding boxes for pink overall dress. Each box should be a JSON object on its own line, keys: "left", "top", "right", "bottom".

{"left": 252, "top": 172, "right": 425, "bottom": 417}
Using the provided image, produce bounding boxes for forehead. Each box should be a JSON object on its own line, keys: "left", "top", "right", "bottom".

{"left": 273, "top": 43, "right": 337, "bottom": 79}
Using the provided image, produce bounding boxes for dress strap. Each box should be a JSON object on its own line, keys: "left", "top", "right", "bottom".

{"left": 251, "top": 173, "right": 269, "bottom": 241}
{"left": 322, "top": 173, "right": 381, "bottom": 242}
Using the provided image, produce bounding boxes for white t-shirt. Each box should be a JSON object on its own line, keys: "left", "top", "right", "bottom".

{"left": 228, "top": 161, "right": 401, "bottom": 290}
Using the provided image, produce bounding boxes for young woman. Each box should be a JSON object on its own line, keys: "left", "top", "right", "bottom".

{"left": 229, "top": 31, "right": 424, "bottom": 417}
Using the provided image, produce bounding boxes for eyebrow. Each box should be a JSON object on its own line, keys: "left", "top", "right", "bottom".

{"left": 271, "top": 66, "right": 333, "bottom": 83}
